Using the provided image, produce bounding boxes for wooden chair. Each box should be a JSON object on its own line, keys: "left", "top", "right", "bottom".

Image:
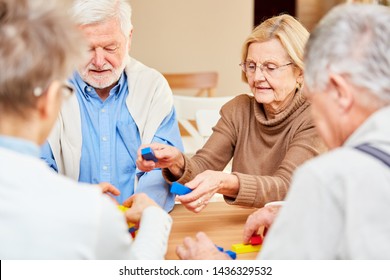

{"left": 163, "top": 72, "right": 218, "bottom": 97}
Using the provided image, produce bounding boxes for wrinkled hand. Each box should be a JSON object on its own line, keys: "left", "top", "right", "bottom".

{"left": 97, "top": 182, "right": 120, "bottom": 203}
{"left": 122, "top": 193, "right": 159, "bottom": 224}
{"left": 176, "top": 232, "right": 231, "bottom": 260}
{"left": 242, "top": 204, "right": 282, "bottom": 244}
{"left": 136, "top": 143, "right": 184, "bottom": 176}
{"left": 176, "top": 170, "right": 237, "bottom": 213}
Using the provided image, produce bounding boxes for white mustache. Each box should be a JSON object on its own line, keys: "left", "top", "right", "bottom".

{"left": 87, "top": 64, "right": 113, "bottom": 71}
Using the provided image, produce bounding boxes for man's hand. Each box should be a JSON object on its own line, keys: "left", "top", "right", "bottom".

{"left": 243, "top": 204, "right": 282, "bottom": 244}
{"left": 97, "top": 182, "right": 120, "bottom": 204}
{"left": 176, "top": 232, "right": 231, "bottom": 260}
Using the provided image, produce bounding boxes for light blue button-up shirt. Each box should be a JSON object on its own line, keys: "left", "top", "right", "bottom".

{"left": 41, "top": 71, "right": 183, "bottom": 212}
{"left": 0, "top": 136, "right": 39, "bottom": 158}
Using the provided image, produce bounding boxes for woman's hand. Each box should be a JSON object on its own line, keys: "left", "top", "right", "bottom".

{"left": 176, "top": 170, "right": 239, "bottom": 213}
{"left": 122, "top": 193, "right": 159, "bottom": 224}
{"left": 136, "top": 143, "right": 185, "bottom": 177}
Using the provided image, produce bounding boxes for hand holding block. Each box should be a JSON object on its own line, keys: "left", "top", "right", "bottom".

{"left": 170, "top": 182, "right": 192, "bottom": 195}
{"left": 117, "top": 205, "right": 136, "bottom": 229}
{"left": 231, "top": 243, "right": 261, "bottom": 254}
{"left": 141, "top": 147, "right": 158, "bottom": 162}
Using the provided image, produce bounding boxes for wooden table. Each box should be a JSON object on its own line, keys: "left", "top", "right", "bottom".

{"left": 166, "top": 202, "right": 259, "bottom": 260}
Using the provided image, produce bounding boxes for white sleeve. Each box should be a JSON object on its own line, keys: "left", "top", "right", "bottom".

{"left": 95, "top": 197, "right": 172, "bottom": 260}
{"left": 258, "top": 164, "right": 340, "bottom": 259}
{"left": 94, "top": 197, "right": 133, "bottom": 259}
{"left": 129, "top": 206, "right": 172, "bottom": 260}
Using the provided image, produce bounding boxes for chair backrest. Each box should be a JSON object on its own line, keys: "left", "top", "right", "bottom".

{"left": 163, "top": 72, "right": 218, "bottom": 97}
{"left": 173, "top": 95, "right": 234, "bottom": 155}
{"left": 195, "top": 109, "right": 221, "bottom": 138}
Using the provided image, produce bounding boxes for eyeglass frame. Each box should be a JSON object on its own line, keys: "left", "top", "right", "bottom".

{"left": 33, "top": 81, "right": 74, "bottom": 99}
{"left": 239, "top": 61, "right": 293, "bottom": 76}
{"left": 61, "top": 82, "right": 74, "bottom": 99}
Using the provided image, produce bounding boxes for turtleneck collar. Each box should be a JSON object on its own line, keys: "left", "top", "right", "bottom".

{"left": 253, "top": 91, "right": 309, "bottom": 130}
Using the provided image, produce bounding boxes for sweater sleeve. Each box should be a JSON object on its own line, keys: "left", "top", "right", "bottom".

{"left": 226, "top": 116, "right": 327, "bottom": 208}
{"left": 162, "top": 96, "right": 238, "bottom": 184}
{"left": 163, "top": 94, "right": 327, "bottom": 208}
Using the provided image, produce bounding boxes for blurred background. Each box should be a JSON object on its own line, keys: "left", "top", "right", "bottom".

{"left": 130, "top": 0, "right": 388, "bottom": 97}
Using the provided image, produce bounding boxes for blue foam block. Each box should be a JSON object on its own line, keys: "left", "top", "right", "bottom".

{"left": 225, "top": 250, "right": 237, "bottom": 260}
{"left": 141, "top": 147, "right": 158, "bottom": 162}
{"left": 170, "top": 182, "right": 192, "bottom": 195}
{"left": 216, "top": 245, "right": 224, "bottom": 252}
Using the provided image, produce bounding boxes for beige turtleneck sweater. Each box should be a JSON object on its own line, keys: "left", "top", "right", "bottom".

{"left": 163, "top": 93, "right": 327, "bottom": 208}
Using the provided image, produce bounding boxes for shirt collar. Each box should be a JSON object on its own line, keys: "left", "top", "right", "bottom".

{"left": 0, "top": 136, "right": 40, "bottom": 158}
{"left": 71, "top": 71, "right": 126, "bottom": 101}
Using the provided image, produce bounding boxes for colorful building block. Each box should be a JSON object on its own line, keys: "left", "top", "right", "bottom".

{"left": 117, "top": 205, "right": 128, "bottom": 212}
{"left": 170, "top": 182, "right": 192, "bottom": 195}
{"left": 225, "top": 250, "right": 237, "bottom": 260}
{"left": 141, "top": 147, "right": 158, "bottom": 162}
{"left": 215, "top": 245, "right": 236, "bottom": 259}
{"left": 117, "top": 205, "right": 138, "bottom": 234}
{"left": 250, "top": 234, "right": 263, "bottom": 245}
{"left": 216, "top": 245, "right": 224, "bottom": 252}
{"left": 231, "top": 243, "right": 261, "bottom": 254}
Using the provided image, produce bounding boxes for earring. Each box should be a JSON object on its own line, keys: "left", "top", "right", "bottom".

{"left": 296, "top": 81, "right": 302, "bottom": 91}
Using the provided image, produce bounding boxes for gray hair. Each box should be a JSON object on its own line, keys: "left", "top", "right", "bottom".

{"left": 72, "top": 0, "right": 133, "bottom": 36}
{"left": 0, "top": 0, "right": 85, "bottom": 118}
{"left": 305, "top": 4, "right": 390, "bottom": 102}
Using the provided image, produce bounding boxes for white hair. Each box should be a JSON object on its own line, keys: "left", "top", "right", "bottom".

{"left": 305, "top": 3, "right": 390, "bottom": 102}
{"left": 72, "top": 0, "right": 133, "bottom": 36}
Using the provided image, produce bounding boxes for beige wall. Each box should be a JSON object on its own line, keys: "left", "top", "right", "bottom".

{"left": 129, "top": 0, "right": 253, "bottom": 97}
{"left": 129, "top": 1, "right": 349, "bottom": 97}
{"left": 297, "top": 0, "right": 345, "bottom": 31}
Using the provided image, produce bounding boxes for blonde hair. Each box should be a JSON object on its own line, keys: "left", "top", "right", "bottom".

{"left": 241, "top": 14, "right": 309, "bottom": 83}
{"left": 347, "top": 0, "right": 382, "bottom": 3}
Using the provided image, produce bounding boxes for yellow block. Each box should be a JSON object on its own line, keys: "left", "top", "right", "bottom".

{"left": 231, "top": 243, "right": 261, "bottom": 254}
{"left": 117, "top": 205, "right": 135, "bottom": 228}
{"left": 117, "top": 205, "right": 128, "bottom": 212}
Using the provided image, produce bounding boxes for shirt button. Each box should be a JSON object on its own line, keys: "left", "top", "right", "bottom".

{"left": 101, "top": 109, "right": 106, "bottom": 113}
{"left": 102, "top": 166, "right": 108, "bottom": 171}
{"left": 86, "top": 87, "right": 92, "bottom": 92}
{"left": 102, "top": 136, "right": 107, "bottom": 142}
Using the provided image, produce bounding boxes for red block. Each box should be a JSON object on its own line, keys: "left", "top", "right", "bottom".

{"left": 250, "top": 235, "right": 263, "bottom": 245}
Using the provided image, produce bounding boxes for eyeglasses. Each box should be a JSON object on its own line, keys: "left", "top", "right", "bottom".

{"left": 239, "top": 61, "right": 293, "bottom": 76}
{"left": 33, "top": 81, "right": 74, "bottom": 99}
{"left": 61, "top": 82, "right": 74, "bottom": 100}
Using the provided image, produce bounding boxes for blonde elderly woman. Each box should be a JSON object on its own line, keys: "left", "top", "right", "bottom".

{"left": 137, "top": 14, "right": 326, "bottom": 213}
{"left": 177, "top": 3, "right": 390, "bottom": 260}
